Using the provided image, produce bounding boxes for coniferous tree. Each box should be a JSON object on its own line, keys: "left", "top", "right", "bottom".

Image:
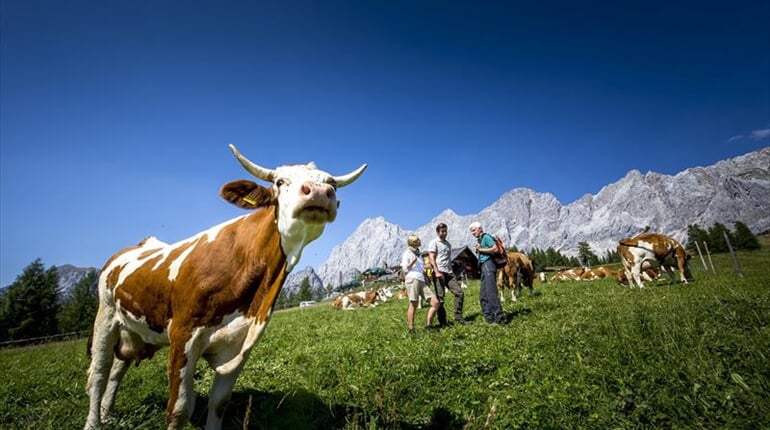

{"left": 707, "top": 222, "right": 731, "bottom": 253}
{"left": 600, "top": 249, "right": 620, "bottom": 265}
{"left": 529, "top": 246, "right": 577, "bottom": 268}
{"left": 545, "top": 247, "right": 564, "bottom": 267}
{"left": 0, "top": 259, "right": 59, "bottom": 341}
{"left": 577, "top": 242, "right": 600, "bottom": 267}
{"left": 298, "top": 277, "right": 313, "bottom": 302}
{"left": 732, "top": 221, "right": 760, "bottom": 250}
{"left": 58, "top": 270, "right": 98, "bottom": 333}
{"left": 686, "top": 224, "right": 709, "bottom": 252}
{"left": 0, "top": 289, "right": 8, "bottom": 340}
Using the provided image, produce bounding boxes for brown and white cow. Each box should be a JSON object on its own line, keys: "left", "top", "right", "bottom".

{"left": 331, "top": 289, "right": 381, "bottom": 310}
{"left": 617, "top": 232, "right": 691, "bottom": 289}
{"left": 84, "top": 145, "right": 366, "bottom": 430}
{"left": 496, "top": 251, "right": 535, "bottom": 302}
{"left": 580, "top": 266, "right": 616, "bottom": 281}
{"left": 615, "top": 265, "right": 660, "bottom": 285}
{"left": 550, "top": 267, "right": 585, "bottom": 282}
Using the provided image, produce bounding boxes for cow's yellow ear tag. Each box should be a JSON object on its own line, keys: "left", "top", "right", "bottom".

{"left": 243, "top": 196, "right": 257, "bottom": 205}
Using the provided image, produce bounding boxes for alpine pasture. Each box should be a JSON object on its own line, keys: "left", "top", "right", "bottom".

{"left": 1, "top": 244, "right": 769, "bottom": 429}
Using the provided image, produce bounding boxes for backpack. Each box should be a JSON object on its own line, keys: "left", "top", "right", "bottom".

{"left": 485, "top": 233, "right": 508, "bottom": 268}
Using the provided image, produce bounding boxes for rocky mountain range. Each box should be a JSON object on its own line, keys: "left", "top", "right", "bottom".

{"left": 315, "top": 147, "right": 770, "bottom": 288}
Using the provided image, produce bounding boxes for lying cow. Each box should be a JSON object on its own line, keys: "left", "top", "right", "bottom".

{"left": 615, "top": 266, "right": 660, "bottom": 285}
{"left": 331, "top": 289, "right": 381, "bottom": 310}
{"left": 84, "top": 145, "right": 366, "bottom": 430}
{"left": 617, "top": 232, "right": 691, "bottom": 289}
{"left": 550, "top": 267, "right": 586, "bottom": 282}
{"left": 580, "top": 266, "right": 616, "bottom": 281}
{"left": 496, "top": 251, "right": 535, "bottom": 302}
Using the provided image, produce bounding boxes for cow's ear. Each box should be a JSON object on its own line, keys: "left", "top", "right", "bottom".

{"left": 220, "top": 180, "right": 275, "bottom": 210}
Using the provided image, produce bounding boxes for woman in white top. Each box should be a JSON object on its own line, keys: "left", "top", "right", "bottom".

{"left": 401, "top": 234, "right": 440, "bottom": 333}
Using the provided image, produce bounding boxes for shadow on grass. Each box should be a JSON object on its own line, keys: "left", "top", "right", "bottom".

{"left": 185, "top": 389, "right": 466, "bottom": 430}
{"left": 505, "top": 306, "right": 533, "bottom": 323}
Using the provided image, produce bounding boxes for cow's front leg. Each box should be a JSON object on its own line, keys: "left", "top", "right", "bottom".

{"left": 630, "top": 267, "right": 645, "bottom": 289}
{"left": 204, "top": 319, "right": 269, "bottom": 430}
{"left": 205, "top": 365, "right": 245, "bottom": 430}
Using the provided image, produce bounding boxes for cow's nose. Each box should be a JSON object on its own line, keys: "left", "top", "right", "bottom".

{"left": 301, "top": 183, "right": 336, "bottom": 199}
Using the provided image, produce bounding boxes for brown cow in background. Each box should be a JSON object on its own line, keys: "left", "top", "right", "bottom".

{"left": 496, "top": 251, "right": 535, "bottom": 302}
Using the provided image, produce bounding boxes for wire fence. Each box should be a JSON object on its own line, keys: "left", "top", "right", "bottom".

{"left": 0, "top": 330, "right": 89, "bottom": 349}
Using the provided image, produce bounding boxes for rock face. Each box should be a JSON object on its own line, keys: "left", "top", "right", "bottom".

{"left": 316, "top": 148, "right": 770, "bottom": 288}
{"left": 284, "top": 266, "right": 326, "bottom": 298}
{"left": 55, "top": 264, "right": 98, "bottom": 299}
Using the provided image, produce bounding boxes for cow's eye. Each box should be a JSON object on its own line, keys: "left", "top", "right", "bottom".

{"left": 276, "top": 179, "right": 286, "bottom": 187}
{"left": 327, "top": 179, "right": 338, "bottom": 189}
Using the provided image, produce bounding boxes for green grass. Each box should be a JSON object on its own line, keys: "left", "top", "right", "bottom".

{"left": 2, "top": 248, "right": 769, "bottom": 429}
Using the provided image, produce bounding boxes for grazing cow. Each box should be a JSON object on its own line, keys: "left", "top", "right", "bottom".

{"left": 617, "top": 232, "right": 691, "bottom": 289}
{"left": 496, "top": 251, "right": 535, "bottom": 302}
{"left": 84, "top": 145, "right": 366, "bottom": 430}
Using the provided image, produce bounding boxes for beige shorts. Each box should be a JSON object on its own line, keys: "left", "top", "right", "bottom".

{"left": 405, "top": 278, "right": 434, "bottom": 302}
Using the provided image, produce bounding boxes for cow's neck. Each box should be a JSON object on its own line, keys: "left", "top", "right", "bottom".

{"left": 236, "top": 208, "right": 294, "bottom": 321}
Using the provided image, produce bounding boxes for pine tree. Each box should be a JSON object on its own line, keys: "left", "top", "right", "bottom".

{"left": 600, "top": 249, "right": 620, "bottom": 264}
{"left": 686, "top": 224, "right": 709, "bottom": 252}
{"left": 0, "top": 259, "right": 59, "bottom": 341}
{"left": 298, "top": 277, "right": 313, "bottom": 302}
{"left": 58, "top": 270, "right": 98, "bottom": 333}
{"left": 707, "top": 222, "right": 731, "bottom": 253}
{"left": 732, "top": 221, "right": 760, "bottom": 250}
{"left": 578, "top": 242, "right": 600, "bottom": 267}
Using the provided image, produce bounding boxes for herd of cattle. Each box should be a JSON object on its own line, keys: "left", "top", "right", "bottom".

{"left": 497, "top": 231, "right": 691, "bottom": 299}
{"left": 331, "top": 231, "right": 693, "bottom": 310}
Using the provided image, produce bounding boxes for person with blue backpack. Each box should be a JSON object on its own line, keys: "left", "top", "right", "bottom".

{"left": 469, "top": 221, "right": 506, "bottom": 324}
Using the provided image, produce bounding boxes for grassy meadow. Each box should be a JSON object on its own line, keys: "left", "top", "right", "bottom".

{"left": 1, "top": 246, "right": 769, "bottom": 429}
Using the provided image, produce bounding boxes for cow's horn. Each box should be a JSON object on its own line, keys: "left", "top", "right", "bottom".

{"left": 333, "top": 164, "right": 368, "bottom": 187}
{"left": 229, "top": 144, "right": 275, "bottom": 182}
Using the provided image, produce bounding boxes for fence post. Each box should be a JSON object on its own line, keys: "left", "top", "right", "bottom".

{"left": 723, "top": 231, "right": 744, "bottom": 278}
{"left": 693, "top": 241, "right": 708, "bottom": 271}
{"left": 703, "top": 240, "right": 716, "bottom": 274}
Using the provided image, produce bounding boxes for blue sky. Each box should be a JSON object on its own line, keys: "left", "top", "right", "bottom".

{"left": 1, "top": 0, "right": 769, "bottom": 287}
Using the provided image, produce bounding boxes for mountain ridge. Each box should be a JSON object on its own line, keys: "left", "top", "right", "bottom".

{"left": 315, "top": 147, "right": 770, "bottom": 287}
